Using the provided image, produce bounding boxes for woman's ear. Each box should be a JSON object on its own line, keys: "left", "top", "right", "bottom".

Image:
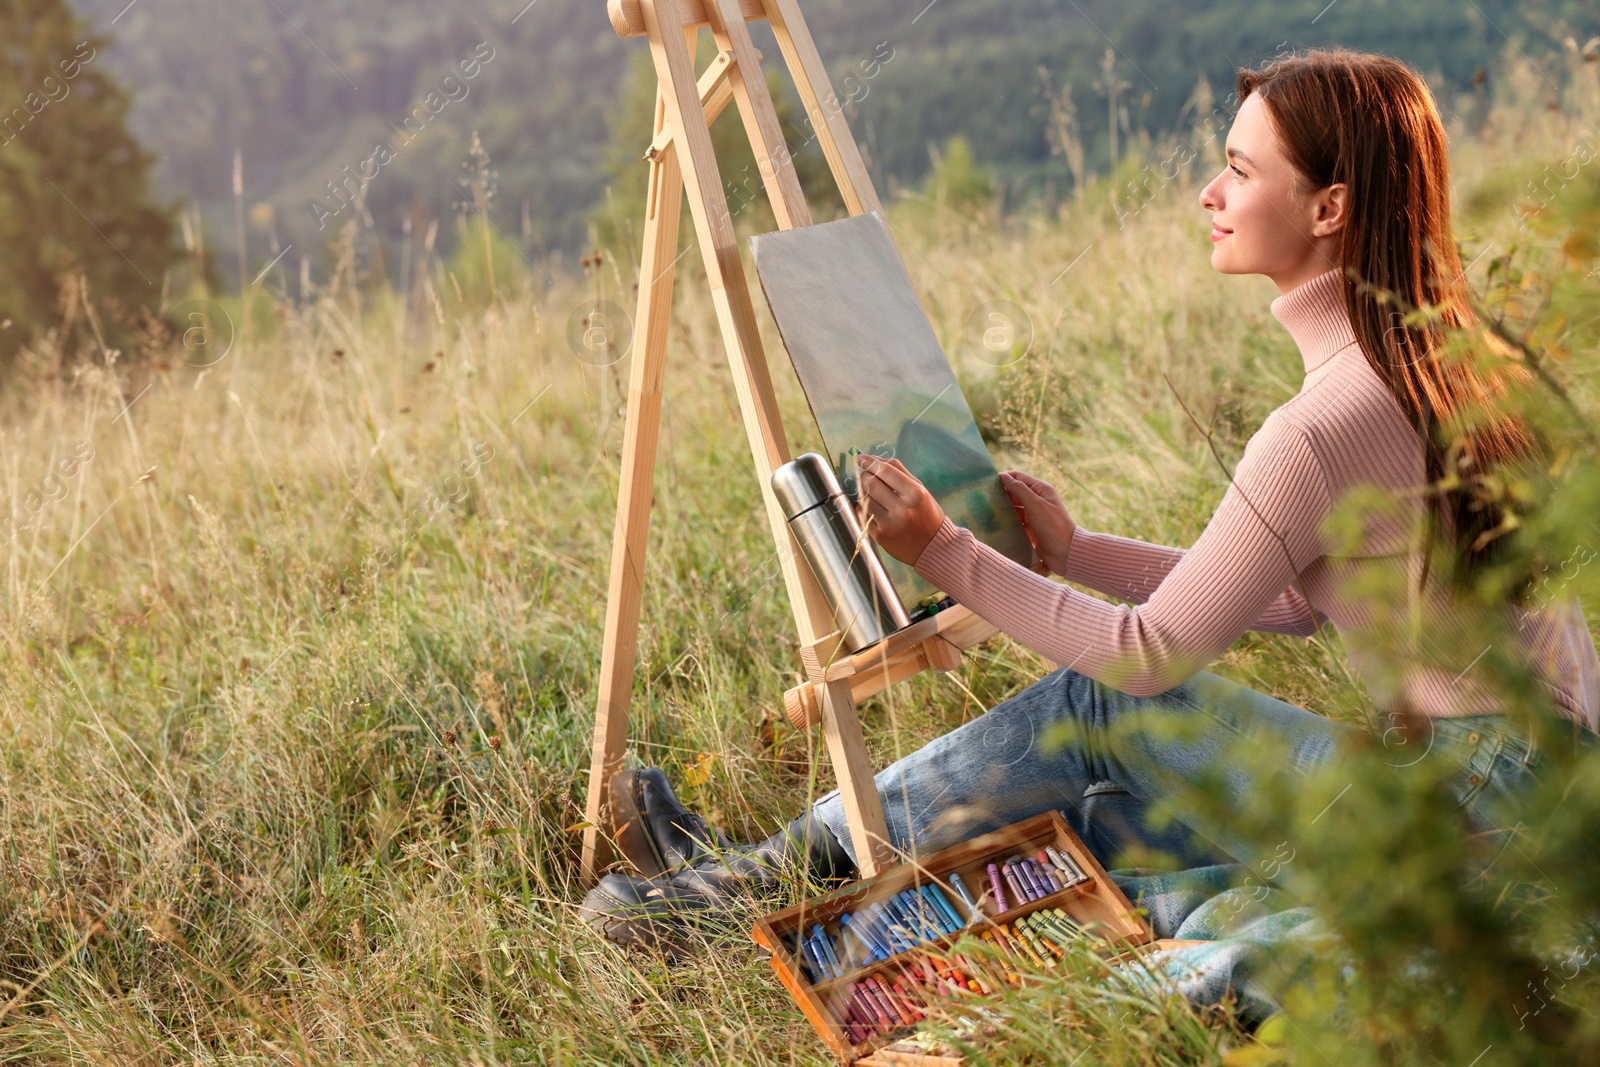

{"left": 1310, "top": 182, "right": 1350, "bottom": 237}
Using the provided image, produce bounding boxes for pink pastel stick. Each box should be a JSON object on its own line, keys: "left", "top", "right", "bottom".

{"left": 987, "top": 862, "right": 1009, "bottom": 911}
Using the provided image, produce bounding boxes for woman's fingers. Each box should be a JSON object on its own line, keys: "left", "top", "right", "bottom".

{"left": 857, "top": 467, "right": 901, "bottom": 509}
{"left": 1003, "top": 474, "right": 1044, "bottom": 511}
{"left": 859, "top": 454, "right": 917, "bottom": 496}
{"left": 1004, "top": 469, "right": 1058, "bottom": 498}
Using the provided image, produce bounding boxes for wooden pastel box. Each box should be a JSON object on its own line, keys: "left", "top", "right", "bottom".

{"left": 752, "top": 810, "right": 1184, "bottom": 1064}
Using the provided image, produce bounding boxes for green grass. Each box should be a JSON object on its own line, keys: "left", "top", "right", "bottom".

{"left": 1, "top": 52, "right": 1598, "bottom": 1065}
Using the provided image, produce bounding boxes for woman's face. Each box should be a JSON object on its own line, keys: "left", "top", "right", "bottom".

{"left": 1198, "top": 92, "right": 1345, "bottom": 293}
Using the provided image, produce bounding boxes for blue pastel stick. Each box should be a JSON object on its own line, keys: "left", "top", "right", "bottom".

{"left": 871, "top": 902, "right": 911, "bottom": 953}
{"left": 933, "top": 884, "right": 967, "bottom": 928}
{"left": 789, "top": 933, "right": 820, "bottom": 981}
{"left": 899, "top": 890, "right": 937, "bottom": 940}
{"left": 947, "top": 872, "right": 979, "bottom": 915}
{"left": 840, "top": 913, "right": 886, "bottom": 961}
{"left": 913, "top": 890, "right": 946, "bottom": 938}
{"left": 860, "top": 912, "right": 894, "bottom": 958}
{"left": 812, "top": 924, "right": 844, "bottom": 976}
{"left": 804, "top": 936, "right": 833, "bottom": 980}
{"left": 863, "top": 902, "right": 899, "bottom": 952}
{"left": 861, "top": 902, "right": 895, "bottom": 950}
{"left": 884, "top": 896, "right": 917, "bottom": 941}
{"left": 924, "top": 885, "right": 964, "bottom": 932}
{"left": 918, "top": 886, "right": 956, "bottom": 934}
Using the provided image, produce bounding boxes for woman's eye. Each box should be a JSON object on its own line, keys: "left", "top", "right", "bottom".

{"left": 1231, "top": 166, "right": 1247, "bottom": 179}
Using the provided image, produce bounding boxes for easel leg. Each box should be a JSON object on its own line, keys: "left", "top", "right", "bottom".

{"left": 819, "top": 678, "right": 896, "bottom": 877}
{"left": 579, "top": 91, "right": 685, "bottom": 889}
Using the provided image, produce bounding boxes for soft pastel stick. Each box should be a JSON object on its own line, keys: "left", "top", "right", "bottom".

{"left": 892, "top": 978, "right": 926, "bottom": 1019}
{"left": 925, "top": 885, "right": 964, "bottom": 932}
{"left": 1045, "top": 844, "right": 1073, "bottom": 876}
{"left": 886, "top": 893, "right": 919, "bottom": 940}
{"left": 1049, "top": 845, "right": 1087, "bottom": 883}
{"left": 1001, "top": 861, "right": 1032, "bottom": 903}
{"left": 986, "top": 862, "right": 1010, "bottom": 912}
{"left": 861, "top": 913, "right": 895, "bottom": 958}
{"left": 1005, "top": 923, "right": 1048, "bottom": 967}
{"left": 1037, "top": 911, "right": 1083, "bottom": 945}
{"left": 1030, "top": 857, "right": 1056, "bottom": 895}
{"left": 862, "top": 902, "right": 895, "bottom": 947}
{"left": 889, "top": 900, "right": 922, "bottom": 949}
{"left": 901, "top": 890, "right": 939, "bottom": 940}
{"left": 809, "top": 926, "right": 835, "bottom": 974}
{"left": 1022, "top": 915, "right": 1065, "bottom": 956}
{"left": 876, "top": 902, "right": 902, "bottom": 940}
{"left": 1029, "top": 911, "right": 1072, "bottom": 942}
{"left": 805, "top": 936, "right": 834, "bottom": 980}
{"left": 894, "top": 891, "right": 926, "bottom": 939}
{"left": 1010, "top": 859, "right": 1038, "bottom": 901}
{"left": 839, "top": 994, "right": 871, "bottom": 1045}
{"left": 840, "top": 913, "right": 884, "bottom": 962}
{"left": 1042, "top": 863, "right": 1068, "bottom": 892}
{"left": 852, "top": 986, "right": 887, "bottom": 1030}
{"left": 1015, "top": 918, "right": 1057, "bottom": 962}
{"left": 915, "top": 889, "right": 947, "bottom": 938}
{"left": 952, "top": 951, "right": 994, "bottom": 994}
{"left": 878, "top": 903, "right": 914, "bottom": 953}
{"left": 1013, "top": 859, "right": 1043, "bottom": 900}
{"left": 877, "top": 905, "right": 913, "bottom": 954}
{"left": 812, "top": 925, "right": 844, "bottom": 976}
{"left": 839, "top": 990, "right": 868, "bottom": 1028}
{"left": 868, "top": 985, "right": 899, "bottom": 1031}
{"left": 981, "top": 927, "right": 1015, "bottom": 961}
{"left": 893, "top": 976, "right": 927, "bottom": 1021}
{"left": 947, "top": 872, "right": 979, "bottom": 916}
{"left": 919, "top": 886, "right": 959, "bottom": 934}
{"left": 867, "top": 977, "right": 907, "bottom": 1026}
{"left": 857, "top": 984, "right": 889, "bottom": 1026}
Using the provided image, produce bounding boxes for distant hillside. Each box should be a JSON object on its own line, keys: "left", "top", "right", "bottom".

{"left": 71, "top": 0, "right": 1596, "bottom": 284}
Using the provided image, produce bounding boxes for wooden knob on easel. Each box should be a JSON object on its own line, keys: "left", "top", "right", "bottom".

{"left": 784, "top": 683, "right": 821, "bottom": 731}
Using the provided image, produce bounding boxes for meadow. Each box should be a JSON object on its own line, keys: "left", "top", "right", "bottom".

{"left": 2, "top": 46, "right": 1599, "bottom": 1065}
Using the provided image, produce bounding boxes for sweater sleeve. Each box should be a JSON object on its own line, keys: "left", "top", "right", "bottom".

{"left": 1062, "top": 527, "right": 1329, "bottom": 637}
{"left": 912, "top": 415, "right": 1333, "bottom": 696}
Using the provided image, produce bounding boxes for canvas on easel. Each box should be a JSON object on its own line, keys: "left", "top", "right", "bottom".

{"left": 751, "top": 211, "right": 1035, "bottom": 615}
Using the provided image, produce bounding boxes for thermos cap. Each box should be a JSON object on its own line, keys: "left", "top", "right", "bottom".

{"left": 771, "top": 452, "right": 845, "bottom": 521}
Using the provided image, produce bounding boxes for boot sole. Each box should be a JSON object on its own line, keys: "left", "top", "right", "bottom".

{"left": 610, "top": 767, "right": 668, "bottom": 879}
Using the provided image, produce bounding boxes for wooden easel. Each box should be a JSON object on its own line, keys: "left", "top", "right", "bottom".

{"left": 581, "top": 0, "right": 1002, "bottom": 888}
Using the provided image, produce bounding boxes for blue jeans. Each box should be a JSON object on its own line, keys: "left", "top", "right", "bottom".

{"left": 811, "top": 666, "right": 1573, "bottom": 873}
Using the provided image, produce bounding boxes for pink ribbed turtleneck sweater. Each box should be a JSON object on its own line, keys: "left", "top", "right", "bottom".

{"left": 913, "top": 267, "right": 1600, "bottom": 730}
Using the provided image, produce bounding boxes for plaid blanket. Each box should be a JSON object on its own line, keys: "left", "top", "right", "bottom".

{"left": 1107, "top": 864, "right": 1328, "bottom": 1027}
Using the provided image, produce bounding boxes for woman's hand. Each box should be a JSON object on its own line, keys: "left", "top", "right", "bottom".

{"left": 855, "top": 454, "right": 946, "bottom": 565}
{"left": 999, "top": 469, "right": 1077, "bottom": 575}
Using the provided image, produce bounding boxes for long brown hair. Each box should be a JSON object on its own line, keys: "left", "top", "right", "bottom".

{"left": 1237, "top": 48, "right": 1545, "bottom": 597}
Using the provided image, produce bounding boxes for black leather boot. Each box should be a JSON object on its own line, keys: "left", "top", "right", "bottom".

{"left": 582, "top": 799, "right": 858, "bottom": 952}
{"left": 611, "top": 766, "right": 730, "bottom": 877}
{"left": 610, "top": 766, "right": 857, "bottom": 886}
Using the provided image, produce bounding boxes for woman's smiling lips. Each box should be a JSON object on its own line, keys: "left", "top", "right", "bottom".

{"left": 1210, "top": 221, "right": 1233, "bottom": 242}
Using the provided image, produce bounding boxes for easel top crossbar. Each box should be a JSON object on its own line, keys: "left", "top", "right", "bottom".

{"left": 609, "top": 0, "right": 767, "bottom": 38}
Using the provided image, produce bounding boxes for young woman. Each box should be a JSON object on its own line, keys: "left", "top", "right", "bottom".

{"left": 581, "top": 48, "right": 1600, "bottom": 948}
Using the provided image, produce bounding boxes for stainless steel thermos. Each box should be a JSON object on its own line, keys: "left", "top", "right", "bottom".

{"left": 771, "top": 453, "right": 911, "bottom": 653}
